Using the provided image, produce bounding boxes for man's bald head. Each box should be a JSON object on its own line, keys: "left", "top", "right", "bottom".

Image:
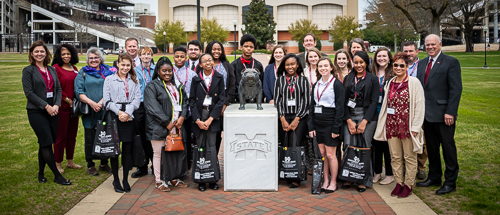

{"left": 425, "top": 34, "right": 442, "bottom": 58}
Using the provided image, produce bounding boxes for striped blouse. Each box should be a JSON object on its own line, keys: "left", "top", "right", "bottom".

{"left": 274, "top": 75, "right": 310, "bottom": 118}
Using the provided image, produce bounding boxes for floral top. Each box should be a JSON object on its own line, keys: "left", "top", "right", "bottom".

{"left": 386, "top": 80, "right": 410, "bottom": 139}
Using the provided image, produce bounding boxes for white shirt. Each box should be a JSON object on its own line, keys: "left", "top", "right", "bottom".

{"left": 188, "top": 59, "right": 199, "bottom": 70}
{"left": 132, "top": 55, "right": 141, "bottom": 68}
{"left": 429, "top": 51, "right": 442, "bottom": 69}
{"left": 202, "top": 71, "right": 213, "bottom": 89}
{"left": 314, "top": 74, "right": 336, "bottom": 108}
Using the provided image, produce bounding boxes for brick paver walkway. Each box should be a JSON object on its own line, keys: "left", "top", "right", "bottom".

{"left": 107, "top": 140, "right": 395, "bottom": 214}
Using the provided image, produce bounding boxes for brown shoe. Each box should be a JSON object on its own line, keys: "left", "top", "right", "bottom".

{"left": 87, "top": 167, "right": 98, "bottom": 176}
{"left": 169, "top": 179, "right": 188, "bottom": 188}
{"left": 99, "top": 164, "right": 112, "bottom": 173}
{"left": 156, "top": 182, "right": 170, "bottom": 192}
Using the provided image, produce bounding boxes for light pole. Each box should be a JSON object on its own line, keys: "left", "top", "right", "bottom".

{"left": 350, "top": 29, "right": 353, "bottom": 42}
{"left": 163, "top": 31, "right": 166, "bottom": 55}
{"left": 483, "top": 25, "right": 488, "bottom": 68}
{"left": 20, "top": 33, "right": 23, "bottom": 53}
{"left": 233, "top": 18, "right": 237, "bottom": 60}
{"left": 27, "top": 21, "right": 32, "bottom": 45}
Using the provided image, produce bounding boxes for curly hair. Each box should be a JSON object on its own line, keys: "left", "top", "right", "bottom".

{"left": 51, "top": 44, "right": 79, "bottom": 66}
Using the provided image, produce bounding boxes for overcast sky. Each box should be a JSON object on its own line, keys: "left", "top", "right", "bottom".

{"left": 128, "top": 0, "right": 369, "bottom": 22}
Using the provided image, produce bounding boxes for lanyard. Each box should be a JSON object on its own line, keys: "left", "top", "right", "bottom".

{"left": 241, "top": 57, "right": 254, "bottom": 69}
{"left": 141, "top": 65, "right": 151, "bottom": 84}
{"left": 286, "top": 74, "right": 297, "bottom": 95}
{"left": 389, "top": 75, "right": 408, "bottom": 103}
{"left": 378, "top": 75, "right": 384, "bottom": 92}
{"left": 36, "top": 65, "right": 53, "bottom": 91}
{"left": 354, "top": 72, "right": 366, "bottom": 98}
{"left": 174, "top": 67, "right": 189, "bottom": 86}
{"left": 199, "top": 71, "right": 215, "bottom": 95}
{"left": 163, "top": 80, "right": 183, "bottom": 120}
{"left": 121, "top": 76, "right": 130, "bottom": 100}
{"left": 316, "top": 75, "right": 334, "bottom": 102}
{"left": 163, "top": 81, "right": 181, "bottom": 105}
{"left": 409, "top": 60, "right": 419, "bottom": 76}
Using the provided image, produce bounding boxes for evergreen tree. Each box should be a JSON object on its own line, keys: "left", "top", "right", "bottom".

{"left": 242, "top": 0, "right": 276, "bottom": 48}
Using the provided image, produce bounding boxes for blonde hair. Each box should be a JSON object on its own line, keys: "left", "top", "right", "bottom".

{"left": 139, "top": 46, "right": 153, "bottom": 56}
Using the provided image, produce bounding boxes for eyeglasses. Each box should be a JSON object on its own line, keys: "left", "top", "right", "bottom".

{"left": 393, "top": 63, "right": 407, "bottom": 68}
{"left": 88, "top": 57, "right": 100, "bottom": 60}
{"left": 201, "top": 59, "right": 213, "bottom": 63}
{"left": 188, "top": 48, "right": 200, "bottom": 51}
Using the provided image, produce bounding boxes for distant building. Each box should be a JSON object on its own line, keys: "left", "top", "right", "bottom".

{"left": 124, "top": 3, "right": 156, "bottom": 28}
{"left": 158, "top": 0, "right": 359, "bottom": 53}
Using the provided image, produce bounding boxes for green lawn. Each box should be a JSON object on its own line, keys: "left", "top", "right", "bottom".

{"left": 0, "top": 51, "right": 499, "bottom": 214}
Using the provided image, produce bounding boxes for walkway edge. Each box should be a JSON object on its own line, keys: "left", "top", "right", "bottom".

{"left": 65, "top": 167, "right": 140, "bottom": 215}
{"left": 372, "top": 183, "right": 436, "bottom": 215}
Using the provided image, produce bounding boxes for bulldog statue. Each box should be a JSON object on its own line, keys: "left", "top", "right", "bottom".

{"left": 238, "top": 68, "right": 263, "bottom": 110}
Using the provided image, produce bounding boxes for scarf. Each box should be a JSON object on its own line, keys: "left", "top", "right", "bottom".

{"left": 82, "top": 64, "right": 116, "bottom": 79}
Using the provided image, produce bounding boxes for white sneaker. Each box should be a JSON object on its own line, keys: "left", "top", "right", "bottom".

{"left": 380, "top": 176, "right": 394, "bottom": 185}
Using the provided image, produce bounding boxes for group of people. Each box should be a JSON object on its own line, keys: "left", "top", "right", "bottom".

{"left": 23, "top": 32, "right": 461, "bottom": 197}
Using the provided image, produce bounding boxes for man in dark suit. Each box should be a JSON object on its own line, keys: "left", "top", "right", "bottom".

{"left": 296, "top": 33, "right": 328, "bottom": 69}
{"left": 416, "top": 34, "right": 462, "bottom": 195}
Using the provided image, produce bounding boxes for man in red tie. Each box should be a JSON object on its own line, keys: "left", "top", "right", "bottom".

{"left": 416, "top": 34, "right": 462, "bottom": 195}
{"left": 231, "top": 34, "right": 264, "bottom": 103}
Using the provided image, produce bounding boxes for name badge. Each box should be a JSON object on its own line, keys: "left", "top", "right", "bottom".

{"left": 387, "top": 107, "right": 395, "bottom": 115}
{"left": 379, "top": 95, "right": 383, "bottom": 103}
{"left": 287, "top": 99, "right": 296, "bottom": 106}
{"left": 203, "top": 96, "right": 212, "bottom": 106}
{"left": 315, "top": 106, "right": 322, "bottom": 113}
{"left": 347, "top": 98, "right": 356, "bottom": 108}
{"left": 174, "top": 105, "right": 182, "bottom": 112}
{"left": 47, "top": 92, "right": 54, "bottom": 98}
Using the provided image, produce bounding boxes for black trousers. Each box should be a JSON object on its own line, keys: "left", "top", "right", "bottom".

{"left": 278, "top": 114, "right": 308, "bottom": 147}
{"left": 373, "top": 139, "right": 393, "bottom": 175}
{"left": 135, "top": 103, "right": 154, "bottom": 171}
{"left": 424, "top": 120, "right": 459, "bottom": 186}
{"left": 84, "top": 127, "right": 108, "bottom": 168}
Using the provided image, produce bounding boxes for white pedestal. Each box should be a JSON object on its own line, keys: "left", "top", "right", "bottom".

{"left": 223, "top": 103, "right": 278, "bottom": 191}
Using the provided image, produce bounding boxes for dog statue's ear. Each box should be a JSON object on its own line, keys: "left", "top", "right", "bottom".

{"left": 241, "top": 68, "right": 246, "bottom": 75}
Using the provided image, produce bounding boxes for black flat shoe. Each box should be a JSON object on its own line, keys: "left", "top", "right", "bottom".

{"left": 209, "top": 183, "right": 219, "bottom": 190}
{"left": 321, "top": 188, "right": 327, "bottom": 193}
{"left": 436, "top": 185, "right": 456, "bottom": 195}
{"left": 38, "top": 175, "right": 47, "bottom": 183}
{"left": 123, "top": 180, "right": 131, "bottom": 192}
{"left": 54, "top": 178, "right": 71, "bottom": 185}
{"left": 341, "top": 184, "right": 351, "bottom": 189}
{"left": 357, "top": 186, "right": 367, "bottom": 193}
{"left": 416, "top": 179, "right": 442, "bottom": 187}
{"left": 131, "top": 169, "right": 148, "bottom": 178}
{"left": 113, "top": 181, "right": 124, "bottom": 193}
{"left": 288, "top": 182, "right": 300, "bottom": 188}
{"left": 325, "top": 185, "right": 338, "bottom": 193}
{"left": 198, "top": 183, "right": 206, "bottom": 191}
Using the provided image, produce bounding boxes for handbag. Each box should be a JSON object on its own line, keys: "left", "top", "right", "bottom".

{"left": 338, "top": 146, "right": 373, "bottom": 186}
{"left": 72, "top": 72, "right": 89, "bottom": 118}
{"left": 165, "top": 130, "right": 184, "bottom": 151}
{"left": 311, "top": 136, "right": 324, "bottom": 195}
{"left": 192, "top": 132, "right": 220, "bottom": 183}
{"left": 92, "top": 106, "right": 121, "bottom": 159}
{"left": 278, "top": 131, "right": 307, "bottom": 182}
{"left": 131, "top": 122, "right": 146, "bottom": 167}
{"left": 161, "top": 146, "right": 189, "bottom": 181}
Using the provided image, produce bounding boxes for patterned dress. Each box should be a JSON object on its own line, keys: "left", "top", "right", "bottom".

{"left": 386, "top": 81, "right": 411, "bottom": 139}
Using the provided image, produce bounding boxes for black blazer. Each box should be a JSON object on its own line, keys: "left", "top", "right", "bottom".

{"left": 297, "top": 51, "right": 328, "bottom": 69}
{"left": 22, "top": 65, "right": 62, "bottom": 109}
{"left": 308, "top": 79, "right": 345, "bottom": 134}
{"left": 221, "top": 60, "right": 236, "bottom": 106}
{"left": 144, "top": 78, "right": 189, "bottom": 141}
{"left": 417, "top": 53, "right": 462, "bottom": 122}
{"left": 189, "top": 71, "right": 225, "bottom": 137}
{"left": 343, "top": 71, "right": 379, "bottom": 122}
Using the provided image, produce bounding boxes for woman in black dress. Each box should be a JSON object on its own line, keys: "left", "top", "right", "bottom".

{"left": 308, "top": 57, "right": 345, "bottom": 193}
{"left": 22, "top": 40, "right": 71, "bottom": 185}
{"left": 274, "top": 53, "right": 311, "bottom": 188}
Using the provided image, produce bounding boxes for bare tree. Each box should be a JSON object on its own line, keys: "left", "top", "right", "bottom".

{"left": 443, "top": 0, "right": 484, "bottom": 52}
{"left": 110, "top": 25, "right": 120, "bottom": 52}
{"left": 390, "top": 0, "right": 452, "bottom": 35}
{"left": 367, "top": 0, "right": 418, "bottom": 52}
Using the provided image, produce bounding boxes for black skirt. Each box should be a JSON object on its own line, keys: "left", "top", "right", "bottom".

{"left": 314, "top": 107, "right": 340, "bottom": 147}
{"left": 27, "top": 98, "right": 58, "bottom": 146}
{"left": 110, "top": 112, "right": 135, "bottom": 143}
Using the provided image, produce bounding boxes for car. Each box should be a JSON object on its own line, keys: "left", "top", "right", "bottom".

{"left": 419, "top": 44, "right": 424, "bottom": 50}
{"left": 369, "top": 45, "right": 389, "bottom": 53}
{"left": 99, "top": 48, "right": 111, "bottom": 55}
{"left": 113, "top": 48, "right": 123, "bottom": 55}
